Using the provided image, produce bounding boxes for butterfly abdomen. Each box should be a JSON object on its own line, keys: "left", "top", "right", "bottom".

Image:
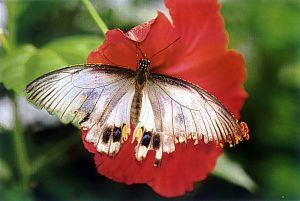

{"left": 130, "top": 89, "right": 143, "bottom": 126}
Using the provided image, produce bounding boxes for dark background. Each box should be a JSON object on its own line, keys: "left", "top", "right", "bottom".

{"left": 0, "top": 0, "right": 299, "bottom": 200}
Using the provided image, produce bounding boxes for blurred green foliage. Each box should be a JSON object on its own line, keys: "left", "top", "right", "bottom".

{"left": 222, "top": 0, "right": 300, "bottom": 199}
{"left": 0, "top": 0, "right": 299, "bottom": 200}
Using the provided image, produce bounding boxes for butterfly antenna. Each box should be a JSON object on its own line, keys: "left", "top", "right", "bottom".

{"left": 135, "top": 42, "right": 147, "bottom": 59}
{"left": 149, "top": 37, "right": 181, "bottom": 59}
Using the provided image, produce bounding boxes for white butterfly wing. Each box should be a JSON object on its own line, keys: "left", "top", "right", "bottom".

{"left": 132, "top": 73, "right": 248, "bottom": 164}
{"left": 26, "top": 64, "right": 248, "bottom": 163}
{"left": 26, "top": 64, "right": 136, "bottom": 156}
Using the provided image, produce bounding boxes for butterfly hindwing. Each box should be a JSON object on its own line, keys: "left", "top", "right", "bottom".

{"left": 131, "top": 72, "right": 246, "bottom": 163}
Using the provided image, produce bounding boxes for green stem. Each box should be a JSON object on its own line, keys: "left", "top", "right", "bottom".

{"left": 81, "top": 0, "right": 109, "bottom": 35}
{"left": 12, "top": 96, "right": 30, "bottom": 190}
{"left": 5, "top": 0, "right": 17, "bottom": 47}
{"left": 0, "top": 29, "right": 12, "bottom": 53}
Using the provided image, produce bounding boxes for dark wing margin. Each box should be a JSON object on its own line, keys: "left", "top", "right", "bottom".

{"left": 148, "top": 73, "right": 249, "bottom": 148}
{"left": 25, "top": 64, "right": 135, "bottom": 126}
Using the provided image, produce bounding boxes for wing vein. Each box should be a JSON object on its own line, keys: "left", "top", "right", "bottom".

{"left": 50, "top": 86, "right": 76, "bottom": 113}
{"left": 42, "top": 81, "right": 72, "bottom": 110}
{"left": 152, "top": 84, "right": 163, "bottom": 131}
{"left": 91, "top": 79, "right": 132, "bottom": 133}
{"left": 179, "top": 105, "right": 188, "bottom": 141}
{"left": 60, "top": 88, "right": 84, "bottom": 119}
{"left": 171, "top": 100, "right": 176, "bottom": 143}
{"left": 28, "top": 74, "right": 71, "bottom": 95}
{"left": 152, "top": 81, "right": 203, "bottom": 112}
{"left": 190, "top": 110, "right": 199, "bottom": 139}
{"left": 35, "top": 80, "right": 71, "bottom": 105}
{"left": 70, "top": 75, "right": 132, "bottom": 89}
{"left": 198, "top": 109, "right": 210, "bottom": 142}
{"left": 71, "top": 89, "right": 93, "bottom": 123}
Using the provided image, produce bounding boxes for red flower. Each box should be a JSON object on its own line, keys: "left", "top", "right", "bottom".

{"left": 83, "top": 0, "right": 247, "bottom": 197}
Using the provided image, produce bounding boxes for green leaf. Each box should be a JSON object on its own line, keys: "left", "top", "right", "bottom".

{"left": 0, "top": 44, "right": 37, "bottom": 94}
{"left": 0, "top": 45, "right": 69, "bottom": 95}
{"left": 45, "top": 35, "right": 103, "bottom": 64}
{"left": 0, "top": 35, "right": 102, "bottom": 95}
{"left": 24, "top": 48, "right": 68, "bottom": 85}
{"left": 0, "top": 158, "right": 12, "bottom": 182}
{"left": 212, "top": 154, "right": 257, "bottom": 193}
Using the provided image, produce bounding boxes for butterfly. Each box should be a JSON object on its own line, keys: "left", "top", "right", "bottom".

{"left": 25, "top": 49, "right": 249, "bottom": 166}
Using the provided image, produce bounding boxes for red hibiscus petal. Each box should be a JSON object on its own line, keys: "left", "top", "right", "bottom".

{"left": 84, "top": 0, "right": 247, "bottom": 198}
{"left": 82, "top": 127, "right": 222, "bottom": 197}
{"left": 165, "top": 0, "right": 227, "bottom": 60}
{"left": 126, "top": 19, "right": 154, "bottom": 42}
{"left": 148, "top": 142, "right": 222, "bottom": 197}
{"left": 87, "top": 29, "right": 137, "bottom": 69}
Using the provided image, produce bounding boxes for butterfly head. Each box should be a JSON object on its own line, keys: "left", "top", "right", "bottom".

{"left": 138, "top": 59, "right": 150, "bottom": 70}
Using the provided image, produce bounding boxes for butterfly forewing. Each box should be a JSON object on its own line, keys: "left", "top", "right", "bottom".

{"left": 26, "top": 64, "right": 136, "bottom": 156}
{"left": 26, "top": 64, "right": 134, "bottom": 124}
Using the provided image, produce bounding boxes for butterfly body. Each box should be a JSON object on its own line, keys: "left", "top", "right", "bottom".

{"left": 130, "top": 58, "right": 151, "bottom": 125}
{"left": 26, "top": 61, "right": 249, "bottom": 165}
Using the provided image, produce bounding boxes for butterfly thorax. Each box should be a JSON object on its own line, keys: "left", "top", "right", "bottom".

{"left": 131, "top": 59, "right": 150, "bottom": 125}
